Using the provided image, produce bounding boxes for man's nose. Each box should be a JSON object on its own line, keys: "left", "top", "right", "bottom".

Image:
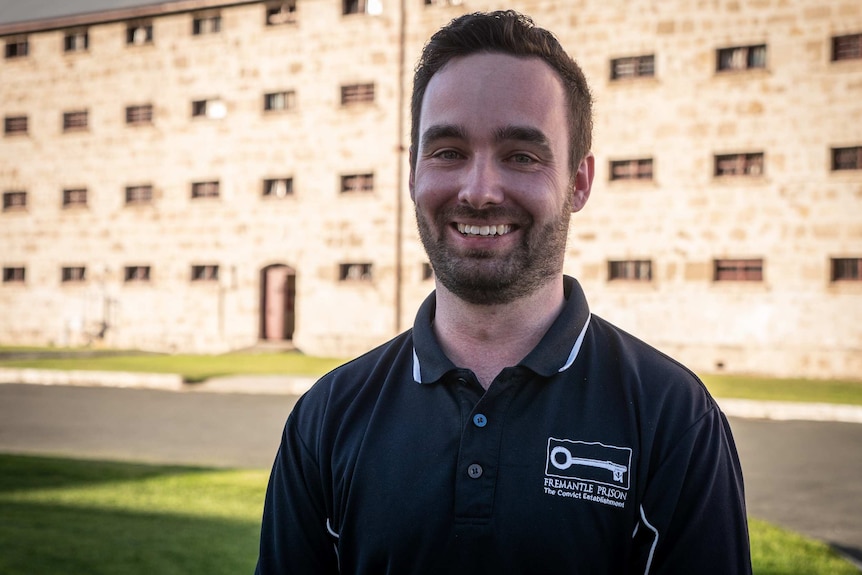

{"left": 457, "top": 157, "right": 504, "bottom": 209}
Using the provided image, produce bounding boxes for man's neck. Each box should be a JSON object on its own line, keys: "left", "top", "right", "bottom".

{"left": 432, "top": 278, "right": 566, "bottom": 390}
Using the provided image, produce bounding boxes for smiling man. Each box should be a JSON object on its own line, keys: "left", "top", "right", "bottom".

{"left": 256, "top": 11, "right": 752, "bottom": 575}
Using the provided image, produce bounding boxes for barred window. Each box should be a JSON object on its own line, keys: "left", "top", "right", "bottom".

{"left": 125, "top": 184, "right": 153, "bottom": 204}
{"left": 4, "top": 115, "right": 28, "bottom": 135}
{"left": 191, "top": 181, "right": 220, "bottom": 198}
{"left": 832, "top": 33, "right": 862, "bottom": 61}
{"left": 64, "top": 29, "right": 89, "bottom": 52}
{"left": 127, "top": 22, "right": 153, "bottom": 45}
{"left": 2, "top": 191, "right": 27, "bottom": 211}
{"left": 2, "top": 267, "right": 25, "bottom": 283}
{"left": 717, "top": 45, "right": 766, "bottom": 71}
{"left": 343, "top": 0, "right": 382, "bottom": 15}
{"left": 714, "top": 259, "right": 763, "bottom": 282}
{"left": 126, "top": 104, "right": 153, "bottom": 125}
{"left": 339, "top": 263, "right": 372, "bottom": 281}
{"left": 831, "top": 146, "right": 862, "bottom": 171}
{"left": 831, "top": 258, "right": 862, "bottom": 282}
{"left": 63, "top": 110, "right": 88, "bottom": 131}
{"left": 341, "top": 173, "right": 374, "bottom": 193}
{"left": 610, "top": 159, "right": 653, "bottom": 181}
{"left": 191, "top": 265, "right": 219, "bottom": 281}
{"left": 192, "top": 13, "right": 221, "bottom": 35}
{"left": 341, "top": 83, "right": 375, "bottom": 105}
{"left": 62, "top": 188, "right": 88, "bottom": 207}
{"left": 715, "top": 153, "right": 764, "bottom": 177}
{"left": 608, "top": 260, "right": 652, "bottom": 281}
{"left": 124, "top": 266, "right": 151, "bottom": 282}
{"left": 263, "top": 178, "right": 293, "bottom": 197}
{"left": 192, "top": 99, "right": 226, "bottom": 119}
{"left": 264, "top": 91, "right": 296, "bottom": 112}
{"left": 266, "top": 1, "right": 297, "bottom": 25}
{"left": 4, "top": 36, "right": 28, "bottom": 58}
{"left": 610, "top": 55, "right": 655, "bottom": 80}
{"left": 62, "top": 266, "right": 87, "bottom": 283}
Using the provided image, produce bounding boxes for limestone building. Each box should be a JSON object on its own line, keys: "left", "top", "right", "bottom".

{"left": 1, "top": 0, "right": 861, "bottom": 379}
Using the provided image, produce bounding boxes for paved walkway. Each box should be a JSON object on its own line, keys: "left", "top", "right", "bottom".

{"left": 1, "top": 367, "right": 861, "bottom": 424}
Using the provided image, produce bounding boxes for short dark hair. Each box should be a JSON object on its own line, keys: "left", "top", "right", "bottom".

{"left": 410, "top": 10, "right": 593, "bottom": 177}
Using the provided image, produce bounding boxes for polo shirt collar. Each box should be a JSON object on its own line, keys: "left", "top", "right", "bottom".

{"left": 412, "top": 275, "right": 591, "bottom": 384}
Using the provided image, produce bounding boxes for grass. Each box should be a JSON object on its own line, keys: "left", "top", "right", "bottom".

{"left": 1, "top": 454, "right": 858, "bottom": 575}
{"left": 0, "top": 349, "right": 347, "bottom": 383}
{"left": 2, "top": 347, "right": 862, "bottom": 404}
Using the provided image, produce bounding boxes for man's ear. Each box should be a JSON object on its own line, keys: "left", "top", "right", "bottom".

{"left": 408, "top": 146, "right": 416, "bottom": 201}
{"left": 571, "top": 153, "right": 594, "bottom": 213}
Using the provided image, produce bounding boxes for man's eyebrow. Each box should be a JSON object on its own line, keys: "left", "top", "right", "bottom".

{"left": 495, "top": 125, "right": 553, "bottom": 155}
{"left": 420, "top": 124, "right": 466, "bottom": 149}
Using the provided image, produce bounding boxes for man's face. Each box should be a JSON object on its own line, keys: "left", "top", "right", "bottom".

{"left": 410, "top": 52, "right": 592, "bottom": 305}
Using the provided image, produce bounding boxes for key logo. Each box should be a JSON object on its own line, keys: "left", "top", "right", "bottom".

{"left": 546, "top": 438, "right": 632, "bottom": 490}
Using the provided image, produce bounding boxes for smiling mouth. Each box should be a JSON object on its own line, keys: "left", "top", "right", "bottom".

{"left": 456, "top": 223, "right": 514, "bottom": 237}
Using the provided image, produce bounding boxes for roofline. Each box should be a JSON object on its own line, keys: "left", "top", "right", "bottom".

{"left": 0, "top": 0, "right": 263, "bottom": 36}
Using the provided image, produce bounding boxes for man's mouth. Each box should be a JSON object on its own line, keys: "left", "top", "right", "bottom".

{"left": 456, "top": 223, "right": 513, "bottom": 237}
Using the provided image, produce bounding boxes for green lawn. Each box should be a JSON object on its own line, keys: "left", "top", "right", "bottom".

{"left": 0, "top": 454, "right": 857, "bottom": 575}
{"left": 2, "top": 348, "right": 862, "bottom": 404}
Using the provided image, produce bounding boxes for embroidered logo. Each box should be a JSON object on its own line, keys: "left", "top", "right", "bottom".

{"left": 543, "top": 438, "right": 632, "bottom": 508}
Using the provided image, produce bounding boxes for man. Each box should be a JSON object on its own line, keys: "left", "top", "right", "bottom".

{"left": 256, "top": 10, "right": 752, "bottom": 574}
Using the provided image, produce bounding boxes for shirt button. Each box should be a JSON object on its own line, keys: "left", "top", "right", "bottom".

{"left": 472, "top": 413, "right": 487, "bottom": 428}
{"left": 467, "top": 463, "right": 483, "bottom": 479}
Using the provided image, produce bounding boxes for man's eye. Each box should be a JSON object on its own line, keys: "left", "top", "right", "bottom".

{"left": 435, "top": 150, "right": 462, "bottom": 160}
{"left": 510, "top": 153, "right": 536, "bottom": 164}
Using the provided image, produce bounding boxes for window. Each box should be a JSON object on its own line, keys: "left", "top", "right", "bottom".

{"left": 341, "top": 83, "right": 375, "bottom": 105}
{"left": 2, "top": 267, "right": 25, "bottom": 283}
{"left": 126, "top": 104, "right": 153, "bottom": 125}
{"left": 62, "top": 188, "right": 88, "bottom": 207}
{"left": 831, "top": 258, "right": 862, "bottom": 282}
{"left": 62, "top": 266, "right": 86, "bottom": 283}
{"left": 339, "top": 263, "right": 372, "bottom": 281}
{"left": 191, "top": 265, "right": 219, "bottom": 282}
{"left": 4, "top": 36, "right": 28, "bottom": 58}
{"left": 608, "top": 260, "right": 652, "bottom": 281}
{"left": 192, "top": 99, "right": 226, "bottom": 119}
{"left": 341, "top": 173, "right": 374, "bottom": 193}
{"left": 127, "top": 22, "right": 153, "bottom": 45}
{"left": 715, "top": 152, "right": 764, "bottom": 177}
{"left": 63, "top": 110, "right": 88, "bottom": 131}
{"left": 717, "top": 44, "right": 766, "bottom": 71}
{"left": 125, "top": 184, "right": 153, "bottom": 204}
{"left": 422, "top": 262, "right": 434, "bottom": 281}
{"left": 193, "top": 13, "right": 221, "bottom": 35}
{"left": 124, "top": 266, "right": 151, "bottom": 282}
{"left": 4, "top": 115, "right": 28, "bottom": 135}
{"left": 264, "top": 91, "right": 296, "bottom": 112}
{"left": 714, "top": 259, "right": 763, "bottom": 282}
{"left": 610, "top": 158, "right": 653, "bottom": 181}
{"left": 610, "top": 55, "right": 655, "bottom": 80}
{"left": 191, "top": 181, "right": 220, "bottom": 198}
{"left": 832, "top": 33, "right": 862, "bottom": 61}
{"left": 263, "top": 178, "right": 293, "bottom": 197}
{"left": 831, "top": 146, "right": 862, "bottom": 171}
{"left": 343, "top": 0, "right": 383, "bottom": 15}
{"left": 64, "top": 29, "right": 89, "bottom": 52}
{"left": 424, "top": 0, "right": 465, "bottom": 5}
{"left": 266, "top": 1, "right": 297, "bottom": 25}
{"left": 2, "top": 191, "right": 27, "bottom": 211}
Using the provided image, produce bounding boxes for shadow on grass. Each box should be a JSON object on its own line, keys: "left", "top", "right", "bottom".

{"left": 0, "top": 453, "right": 213, "bottom": 492}
{"left": 0, "top": 500, "right": 259, "bottom": 575}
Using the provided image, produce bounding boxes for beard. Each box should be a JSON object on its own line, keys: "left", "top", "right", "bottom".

{"left": 415, "top": 197, "right": 572, "bottom": 306}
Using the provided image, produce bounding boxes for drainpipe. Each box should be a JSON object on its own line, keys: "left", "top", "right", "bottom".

{"left": 394, "top": 0, "right": 407, "bottom": 334}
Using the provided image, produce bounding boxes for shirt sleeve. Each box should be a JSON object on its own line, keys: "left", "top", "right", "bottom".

{"left": 631, "top": 406, "right": 753, "bottom": 575}
{"left": 255, "top": 409, "right": 339, "bottom": 575}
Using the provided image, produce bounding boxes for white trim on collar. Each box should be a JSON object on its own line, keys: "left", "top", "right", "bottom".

{"left": 412, "top": 348, "right": 422, "bottom": 383}
{"left": 559, "top": 314, "right": 591, "bottom": 373}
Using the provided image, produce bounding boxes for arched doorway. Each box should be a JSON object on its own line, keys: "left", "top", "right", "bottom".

{"left": 260, "top": 265, "right": 296, "bottom": 341}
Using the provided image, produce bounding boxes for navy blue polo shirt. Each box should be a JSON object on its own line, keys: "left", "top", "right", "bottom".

{"left": 256, "top": 276, "right": 752, "bottom": 574}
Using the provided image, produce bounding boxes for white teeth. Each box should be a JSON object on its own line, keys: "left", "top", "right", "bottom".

{"left": 457, "top": 223, "right": 512, "bottom": 236}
